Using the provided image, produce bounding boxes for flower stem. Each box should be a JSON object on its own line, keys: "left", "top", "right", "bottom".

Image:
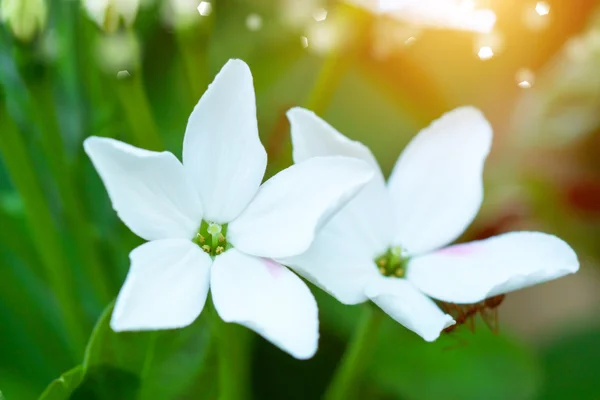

{"left": 141, "top": 332, "right": 160, "bottom": 380}
{"left": 209, "top": 302, "right": 250, "bottom": 400}
{"left": 324, "top": 305, "right": 385, "bottom": 400}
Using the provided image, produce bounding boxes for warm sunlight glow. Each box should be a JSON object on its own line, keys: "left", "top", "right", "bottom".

{"left": 375, "top": 0, "right": 496, "bottom": 33}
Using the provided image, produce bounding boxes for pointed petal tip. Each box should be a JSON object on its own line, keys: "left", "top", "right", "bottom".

{"left": 83, "top": 135, "right": 109, "bottom": 154}
{"left": 220, "top": 58, "right": 252, "bottom": 80}
{"left": 422, "top": 316, "right": 456, "bottom": 342}
{"left": 286, "top": 106, "right": 313, "bottom": 120}
{"left": 441, "top": 105, "right": 493, "bottom": 144}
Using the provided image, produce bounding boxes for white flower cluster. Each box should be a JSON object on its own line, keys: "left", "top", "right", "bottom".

{"left": 85, "top": 59, "right": 579, "bottom": 359}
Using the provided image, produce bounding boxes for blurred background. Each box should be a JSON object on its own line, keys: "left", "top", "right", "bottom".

{"left": 1, "top": 0, "right": 600, "bottom": 399}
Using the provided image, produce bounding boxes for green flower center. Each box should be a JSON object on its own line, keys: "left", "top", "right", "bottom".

{"left": 375, "top": 246, "right": 409, "bottom": 278}
{"left": 192, "top": 220, "right": 231, "bottom": 257}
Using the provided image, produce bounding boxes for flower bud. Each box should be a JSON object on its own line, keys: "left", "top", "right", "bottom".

{"left": 83, "top": 0, "right": 140, "bottom": 33}
{"left": 1, "top": 0, "right": 47, "bottom": 42}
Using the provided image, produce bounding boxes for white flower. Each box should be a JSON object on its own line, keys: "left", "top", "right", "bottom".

{"left": 83, "top": 0, "right": 139, "bottom": 33}
{"left": 84, "top": 59, "right": 373, "bottom": 359}
{"left": 348, "top": 0, "right": 496, "bottom": 33}
{"left": 283, "top": 106, "right": 579, "bottom": 342}
{"left": 1, "top": 0, "right": 47, "bottom": 42}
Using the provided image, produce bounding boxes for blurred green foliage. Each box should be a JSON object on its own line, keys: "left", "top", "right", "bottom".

{"left": 0, "top": 0, "right": 599, "bottom": 399}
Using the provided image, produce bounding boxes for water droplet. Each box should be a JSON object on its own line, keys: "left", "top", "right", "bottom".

{"left": 523, "top": 2, "right": 550, "bottom": 31}
{"left": 405, "top": 36, "right": 416, "bottom": 45}
{"left": 117, "top": 70, "right": 130, "bottom": 79}
{"left": 301, "top": 35, "right": 309, "bottom": 48}
{"left": 516, "top": 68, "right": 535, "bottom": 88}
{"left": 535, "top": 1, "right": 550, "bottom": 16}
{"left": 246, "top": 13, "right": 262, "bottom": 31}
{"left": 478, "top": 46, "right": 494, "bottom": 60}
{"left": 312, "top": 8, "right": 327, "bottom": 22}
{"left": 197, "top": 1, "right": 211, "bottom": 16}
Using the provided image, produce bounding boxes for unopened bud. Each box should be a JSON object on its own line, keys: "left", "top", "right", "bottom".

{"left": 83, "top": 0, "right": 140, "bottom": 33}
{"left": 1, "top": 0, "right": 47, "bottom": 42}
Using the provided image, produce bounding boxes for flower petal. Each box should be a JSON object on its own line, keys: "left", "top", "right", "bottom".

{"left": 84, "top": 137, "right": 203, "bottom": 241}
{"left": 288, "top": 107, "right": 381, "bottom": 170}
{"left": 366, "top": 277, "right": 455, "bottom": 342}
{"left": 387, "top": 106, "right": 492, "bottom": 256}
{"left": 111, "top": 239, "right": 212, "bottom": 331}
{"left": 287, "top": 107, "right": 394, "bottom": 251}
{"left": 228, "top": 156, "right": 374, "bottom": 258}
{"left": 211, "top": 249, "right": 318, "bottom": 359}
{"left": 182, "top": 59, "right": 267, "bottom": 223}
{"left": 281, "top": 227, "right": 381, "bottom": 305}
{"left": 406, "top": 231, "right": 580, "bottom": 304}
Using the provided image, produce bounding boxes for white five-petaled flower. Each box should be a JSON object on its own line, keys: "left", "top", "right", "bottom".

{"left": 347, "top": 0, "right": 496, "bottom": 33}
{"left": 283, "top": 106, "right": 579, "bottom": 342}
{"left": 84, "top": 59, "right": 373, "bottom": 359}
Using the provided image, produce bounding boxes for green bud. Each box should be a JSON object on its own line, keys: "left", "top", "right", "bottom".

{"left": 1, "top": 0, "right": 47, "bottom": 42}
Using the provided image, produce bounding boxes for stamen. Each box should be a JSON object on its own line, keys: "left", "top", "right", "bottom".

{"left": 375, "top": 246, "right": 409, "bottom": 278}
{"left": 194, "top": 220, "right": 230, "bottom": 257}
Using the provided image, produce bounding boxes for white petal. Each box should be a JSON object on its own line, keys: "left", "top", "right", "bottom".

{"left": 287, "top": 107, "right": 394, "bottom": 251}
{"left": 84, "top": 137, "right": 203, "bottom": 241}
{"left": 211, "top": 249, "right": 318, "bottom": 359}
{"left": 406, "top": 231, "right": 580, "bottom": 304}
{"left": 281, "top": 225, "right": 381, "bottom": 305}
{"left": 366, "top": 277, "right": 454, "bottom": 342}
{"left": 111, "top": 239, "right": 212, "bottom": 331}
{"left": 388, "top": 106, "right": 492, "bottom": 255}
{"left": 288, "top": 107, "right": 381, "bottom": 171}
{"left": 228, "top": 156, "right": 374, "bottom": 258}
{"left": 182, "top": 59, "right": 267, "bottom": 223}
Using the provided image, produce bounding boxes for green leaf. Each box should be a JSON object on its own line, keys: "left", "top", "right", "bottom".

{"left": 367, "top": 319, "right": 541, "bottom": 400}
{"left": 538, "top": 327, "right": 600, "bottom": 400}
{"left": 38, "top": 366, "right": 84, "bottom": 400}
{"left": 0, "top": 389, "right": 5, "bottom": 400}
{"left": 315, "top": 288, "right": 541, "bottom": 400}
{"left": 81, "top": 301, "right": 217, "bottom": 399}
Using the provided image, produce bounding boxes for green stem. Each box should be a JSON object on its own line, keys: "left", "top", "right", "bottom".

{"left": 304, "top": 49, "right": 348, "bottom": 115}
{"left": 324, "top": 305, "right": 385, "bottom": 400}
{"left": 0, "top": 104, "right": 86, "bottom": 358}
{"left": 209, "top": 303, "right": 250, "bottom": 400}
{"left": 304, "top": 4, "right": 371, "bottom": 115}
{"left": 141, "top": 332, "right": 160, "bottom": 380}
